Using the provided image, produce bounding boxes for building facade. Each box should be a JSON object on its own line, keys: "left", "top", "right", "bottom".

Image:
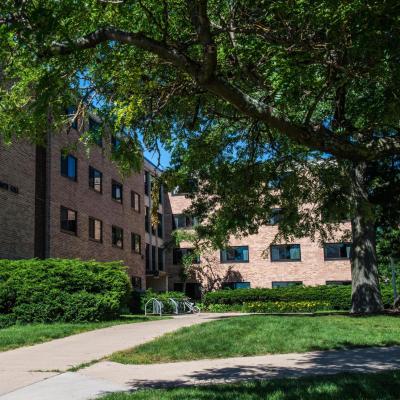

{"left": 0, "top": 126, "right": 352, "bottom": 295}
{"left": 164, "top": 191, "right": 352, "bottom": 298}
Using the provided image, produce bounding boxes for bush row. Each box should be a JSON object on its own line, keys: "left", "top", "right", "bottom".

{"left": 203, "top": 285, "right": 394, "bottom": 310}
{"left": 0, "top": 259, "right": 131, "bottom": 325}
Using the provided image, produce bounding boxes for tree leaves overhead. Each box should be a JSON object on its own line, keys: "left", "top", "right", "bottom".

{"left": 0, "top": 0, "right": 399, "bottom": 245}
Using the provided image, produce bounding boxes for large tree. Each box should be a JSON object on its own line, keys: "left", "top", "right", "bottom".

{"left": 1, "top": 0, "right": 399, "bottom": 313}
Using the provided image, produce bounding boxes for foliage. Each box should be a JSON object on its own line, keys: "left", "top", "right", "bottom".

{"left": 377, "top": 227, "right": 400, "bottom": 285}
{"left": 109, "top": 315, "right": 400, "bottom": 364}
{"left": 101, "top": 370, "right": 400, "bottom": 400}
{"left": 0, "top": 259, "right": 131, "bottom": 323}
{"left": 242, "top": 300, "right": 331, "bottom": 313}
{"left": 1, "top": 1, "right": 400, "bottom": 312}
{"left": 203, "top": 285, "right": 395, "bottom": 310}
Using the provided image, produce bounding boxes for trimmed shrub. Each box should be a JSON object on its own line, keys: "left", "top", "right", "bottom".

{"left": 0, "top": 259, "right": 131, "bottom": 323}
{"left": 243, "top": 300, "right": 331, "bottom": 313}
{"left": 203, "top": 285, "right": 394, "bottom": 311}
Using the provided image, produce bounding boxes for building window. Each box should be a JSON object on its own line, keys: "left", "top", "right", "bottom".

{"left": 326, "top": 280, "right": 351, "bottom": 286}
{"left": 112, "top": 226, "right": 123, "bottom": 248}
{"left": 89, "top": 117, "right": 102, "bottom": 147}
{"left": 131, "top": 233, "right": 141, "bottom": 254}
{"left": 89, "top": 166, "right": 102, "bottom": 193}
{"left": 221, "top": 282, "right": 251, "bottom": 290}
{"left": 145, "top": 206, "right": 150, "bottom": 233}
{"left": 60, "top": 206, "right": 77, "bottom": 235}
{"left": 172, "top": 214, "right": 198, "bottom": 229}
{"left": 112, "top": 180, "right": 123, "bottom": 203}
{"left": 220, "top": 246, "right": 249, "bottom": 263}
{"left": 151, "top": 245, "right": 156, "bottom": 271}
{"left": 88, "top": 217, "right": 102, "bottom": 242}
{"left": 131, "top": 276, "right": 142, "bottom": 290}
{"left": 157, "top": 213, "right": 163, "bottom": 238}
{"left": 173, "top": 248, "right": 200, "bottom": 265}
{"left": 144, "top": 171, "right": 150, "bottom": 196}
{"left": 271, "top": 244, "right": 301, "bottom": 262}
{"left": 158, "top": 248, "right": 164, "bottom": 271}
{"left": 145, "top": 244, "right": 150, "bottom": 271}
{"left": 131, "top": 191, "right": 140, "bottom": 212}
{"left": 60, "top": 154, "right": 77, "bottom": 181}
{"left": 324, "top": 243, "right": 352, "bottom": 260}
{"left": 272, "top": 281, "right": 303, "bottom": 288}
{"left": 174, "top": 282, "right": 184, "bottom": 292}
{"left": 267, "top": 208, "right": 282, "bottom": 225}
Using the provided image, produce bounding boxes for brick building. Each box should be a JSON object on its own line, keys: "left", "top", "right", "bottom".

{"left": 0, "top": 124, "right": 351, "bottom": 295}
{"left": 165, "top": 191, "right": 352, "bottom": 298}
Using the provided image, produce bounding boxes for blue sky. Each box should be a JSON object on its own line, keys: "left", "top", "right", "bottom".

{"left": 144, "top": 145, "right": 171, "bottom": 169}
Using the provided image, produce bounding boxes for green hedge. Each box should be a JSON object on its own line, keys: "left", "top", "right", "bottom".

{"left": 0, "top": 259, "right": 131, "bottom": 325}
{"left": 203, "top": 285, "right": 394, "bottom": 310}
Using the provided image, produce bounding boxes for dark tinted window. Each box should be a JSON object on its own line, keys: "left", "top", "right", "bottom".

{"left": 112, "top": 226, "right": 123, "bottom": 248}
{"left": 89, "top": 217, "right": 102, "bottom": 242}
{"left": 324, "top": 243, "right": 352, "bottom": 260}
{"left": 271, "top": 244, "right": 301, "bottom": 261}
{"left": 131, "top": 233, "right": 141, "bottom": 254}
{"left": 112, "top": 180, "right": 123, "bottom": 203}
{"left": 60, "top": 206, "right": 77, "bottom": 234}
{"left": 89, "top": 166, "right": 102, "bottom": 193}
{"left": 61, "top": 154, "right": 77, "bottom": 181}
{"left": 220, "top": 246, "right": 249, "bottom": 263}
{"left": 131, "top": 191, "right": 140, "bottom": 212}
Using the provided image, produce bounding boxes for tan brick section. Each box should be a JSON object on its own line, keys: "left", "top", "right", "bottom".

{"left": 166, "top": 193, "right": 351, "bottom": 290}
{"left": 0, "top": 139, "right": 36, "bottom": 259}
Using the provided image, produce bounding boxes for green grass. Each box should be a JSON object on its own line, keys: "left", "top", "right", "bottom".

{"left": 110, "top": 315, "right": 400, "bottom": 364}
{"left": 100, "top": 370, "right": 400, "bottom": 400}
{"left": 0, "top": 315, "right": 168, "bottom": 352}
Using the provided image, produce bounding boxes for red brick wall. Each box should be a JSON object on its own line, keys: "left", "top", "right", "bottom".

{"left": 0, "top": 139, "right": 36, "bottom": 258}
{"left": 166, "top": 194, "right": 352, "bottom": 290}
{"left": 47, "top": 129, "right": 146, "bottom": 286}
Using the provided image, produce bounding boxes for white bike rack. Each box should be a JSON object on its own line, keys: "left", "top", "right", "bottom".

{"left": 145, "top": 298, "right": 164, "bottom": 316}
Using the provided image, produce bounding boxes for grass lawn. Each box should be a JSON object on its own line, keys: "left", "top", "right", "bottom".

{"left": 100, "top": 370, "right": 400, "bottom": 400}
{"left": 0, "top": 315, "right": 168, "bottom": 352}
{"left": 110, "top": 315, "right": 400, "bottom": 364}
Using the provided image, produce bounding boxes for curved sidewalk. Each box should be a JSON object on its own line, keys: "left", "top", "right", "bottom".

{"left": 0, "top": 313, "right": 238, "bottom": 397}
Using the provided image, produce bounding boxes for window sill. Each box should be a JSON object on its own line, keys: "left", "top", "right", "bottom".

{"left": 61, "top": 175, "right": 77, "bottom": 182}
{"left": 220, "top": 260, "right": 250, "bottom": 264}
{"left": 89, "top": 238, "right": 103, "bottom": 244}
{"left": 60, "top": 229, "right": 77, "bottom": 237}
{"left": 89, "top": 187, "right": 103, "bottom": 195}
{"left": 271, "top": 259, "right": 302, "bottom": 262}
{"left": 111, "top": 199, "right": 123, "bottom": 204}
{"left": 324, "top": 258, "right": 350, "bottom": 261}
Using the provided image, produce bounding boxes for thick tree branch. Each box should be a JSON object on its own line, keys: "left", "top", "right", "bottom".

{"left": 44, "top": 27, "right": 400, "bottom": 161}
{"left": 187, "top": 0, "right": 217, "bottom": 83}
{"left": 47, "top": 28, "right": 199, "bottom": 76}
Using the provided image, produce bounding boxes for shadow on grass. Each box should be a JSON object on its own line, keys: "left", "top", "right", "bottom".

{"left": 102, "top": 370, "right": 400, "bottom": 399}
{"left": 121, "top": 346, "right": 400, "bottom": 390}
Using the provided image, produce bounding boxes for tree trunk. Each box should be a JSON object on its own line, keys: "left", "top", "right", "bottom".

{"left": 350, "top": 162, "right": 383, "bottom": 314}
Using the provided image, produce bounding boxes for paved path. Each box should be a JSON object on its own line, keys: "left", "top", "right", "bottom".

{"left": 0, "top": 313, "right": 239, "bottom": 397}
{"left": 2, "top": 346, "right": 400, "bottom": 399}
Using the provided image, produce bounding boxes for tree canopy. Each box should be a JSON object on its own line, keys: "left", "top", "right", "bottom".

{"left": 1, "top": 0, "right": 400, "bottom": 312}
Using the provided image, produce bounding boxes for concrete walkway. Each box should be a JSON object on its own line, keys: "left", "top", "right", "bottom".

{"left": 0, "top": 313, "right": 239, "bottom": 397}
{"left": 2, "top": 346, "right": 400, "bottom": 399}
